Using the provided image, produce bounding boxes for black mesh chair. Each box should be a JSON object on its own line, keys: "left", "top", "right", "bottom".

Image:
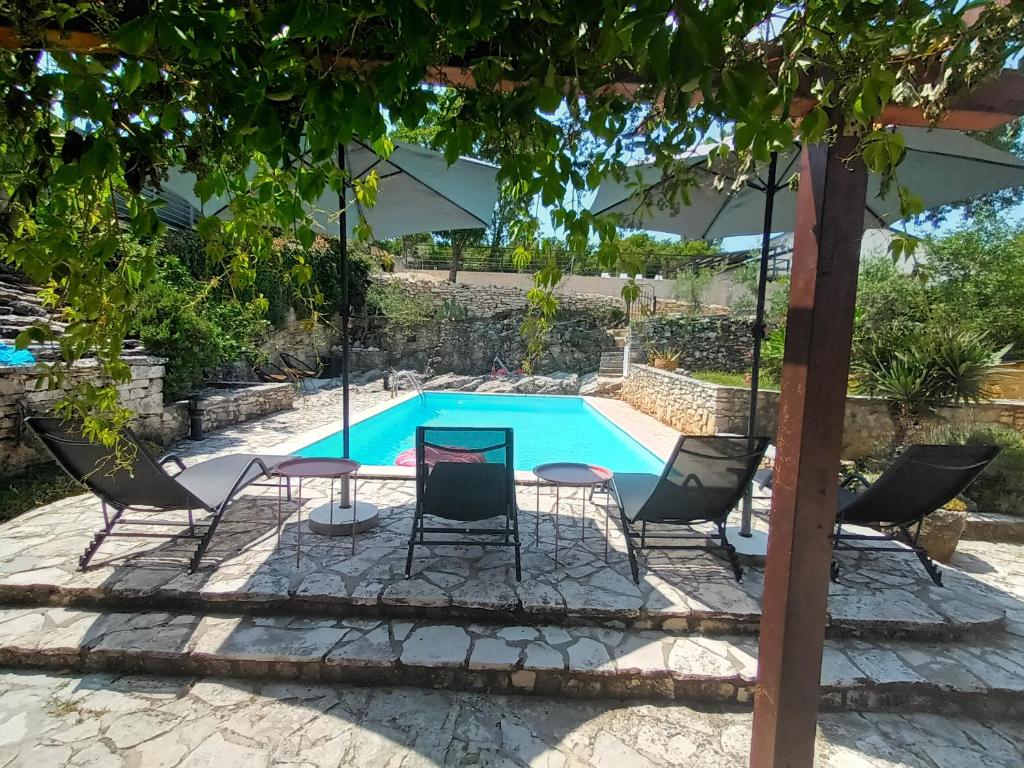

{"left": 833, "top": 443, "right": 1000, "bottom": 586}
{"left": 611, "top": 434, "right": 770, "bottom": 583}
{"left": 279, "top": 352, "right": 322, "bottom": 379}
{"left": 405, "top": 426, "right": 521, "bottom": 580}
{"left": 25, "top": 417, "right": 290, "bottom": 572}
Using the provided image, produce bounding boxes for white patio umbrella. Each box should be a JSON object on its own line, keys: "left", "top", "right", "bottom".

{"left": 162, "top": 140, "right": 499, "bottom": 531}
{"left": 590, "top": 126, "right": 1024, "bottom": 238}
{"left": 591, "top": 126, "right": 1024, "bottom": 552}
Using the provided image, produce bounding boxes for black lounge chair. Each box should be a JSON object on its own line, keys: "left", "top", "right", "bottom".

{"left": 25, "top": 417, "right": 290, "bottom": 572}
{"left": 611, "top": 434, "right": 770, "bottom": 583}
{"left": 405, "top": 426, "right": 522, "bottom": 581}
{"left": 256, "top": 360, "right": 294, "bottom": 384}
{"left": 833, "top": 443, "right": 1000, "bottom": 586}
{"left": 279, "top": 351, "right": 322, "bottom": 379}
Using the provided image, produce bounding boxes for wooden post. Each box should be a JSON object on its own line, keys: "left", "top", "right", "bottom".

{"left": 749, "top": 119, "right": 869, "bottom": 768}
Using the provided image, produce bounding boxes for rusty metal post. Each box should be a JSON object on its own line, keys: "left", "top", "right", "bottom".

{"left": 749, "top": 120, "right": 868, "bottom": 768}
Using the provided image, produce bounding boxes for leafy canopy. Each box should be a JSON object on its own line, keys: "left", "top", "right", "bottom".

{"left": 1, "top": 0, "right": 1022, "bottom": 429}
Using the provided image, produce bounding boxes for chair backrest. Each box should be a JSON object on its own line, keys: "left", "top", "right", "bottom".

{"left": 25, "top": 417, "right": 204, "bottom": 511}
{"left": 839, "top": 443, "right": 1000, "bottom": 527}
{"left": 416, "top": 426, "right": 514, "bottom": 520}
{"left": 634, "top": 434, "right": 771, "bottom": 525}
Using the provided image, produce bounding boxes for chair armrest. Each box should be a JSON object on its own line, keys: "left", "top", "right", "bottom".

{"left": 840, "top": 472, "right": 871, "bottom": 491}
{"left": 157, "top": 454, "right": 188, "bottom": 475}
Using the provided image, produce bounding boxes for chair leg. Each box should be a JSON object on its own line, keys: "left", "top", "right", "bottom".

{"left": 512, "top": 506, "right": 522, "bottom": 582}
{"left": 720, "top": 524, "right": 743, "bottom": 582}
{"left": 79, "top": 502, "right": 125, "bottom": 570}
{"left": 405, "top": 507, "right": 421, "bottom": 578}
{"left": 902, "top": 526, "right": 943, "bottom": 586}
{"left": 619, "top": 508, "right": 640, "bottom": 584}
{"left": 189, "top": 505, "right": 225, "bottom": 573}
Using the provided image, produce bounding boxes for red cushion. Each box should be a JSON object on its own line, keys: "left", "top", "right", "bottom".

{"left": 394, "top": 445, "right": 487, "bottom": 468}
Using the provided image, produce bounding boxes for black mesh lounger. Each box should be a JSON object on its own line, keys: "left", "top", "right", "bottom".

{"left": 279, "top": 352, "right": 322, "bottom": 379}
{"left": 257, "top": 361, "right": 294, "bottom": 384}
{"left": 833, "top": 443, "right": 1000, "bottom": 586}
{"left": 611, "top": 434, "right": 770, "bottom": 584}
{"left": 25, "top": 417, "right": 290, "bottom": 573}
{"left": 405, "top": 426, "right": 521, "bottom": 581}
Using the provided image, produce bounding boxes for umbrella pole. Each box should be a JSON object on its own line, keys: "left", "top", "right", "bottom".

{"left": 740, "top": 151, "right": 778, "bottom": 538}
{"left": 339, "top": 142, "right": 351, "bottom": 466}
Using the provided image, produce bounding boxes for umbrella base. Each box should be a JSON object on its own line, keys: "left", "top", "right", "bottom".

{"left": 723, "top": 525, "right": 768, "bottom": 564}
{"left": 308, "top": 501, "right": 380, "bottom": 536}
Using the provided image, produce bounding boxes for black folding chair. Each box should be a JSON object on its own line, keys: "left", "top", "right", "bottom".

{"left": 405, "top": 426, "right": 521, "bottom": 581}
{"left": 26, "top": 417, "right": 290, "bottom": 572}
{"left": 279, "top": 351, "right": 322, "bottom": 379}
{"left": 833, "top": 443, "right": 1000, "bottom": 586}
{"left": 611, "top": 434, "right": 770, "bottom": 583}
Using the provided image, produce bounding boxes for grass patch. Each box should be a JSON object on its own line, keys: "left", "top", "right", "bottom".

{"left": 689, "top": 370, "right": 779, "bottom": 390}
{"left": 0, "top": 463, "right": 82, "bottom": 524}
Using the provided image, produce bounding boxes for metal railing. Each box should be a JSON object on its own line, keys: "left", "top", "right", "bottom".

{"left": 400, "top": 244, "right": 775, "bottom": 279}
{"left": 389, "top": 369, "right": 425, "bottom": 401}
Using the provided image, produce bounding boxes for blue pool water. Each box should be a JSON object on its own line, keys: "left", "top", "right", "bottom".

{"left": 295, "top": 392, "right": 663, "bottom": 473}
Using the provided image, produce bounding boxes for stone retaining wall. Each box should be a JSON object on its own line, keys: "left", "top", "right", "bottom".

{"left": 1, "top": 360, "right": 295, "bottom": 477}
{"left": 632, "top": 315, "right": 754, "bottom": 372}
{"left": 375, "top": 273, "right": 624, "bottom": 321}
{"left": 187, "top": 383, "right": 295, "bottom": 434}
{"left": 0, "top": 356, "right": 169, "bottom": 475}
{"left": 621, "top": 365, "right": 1024, "bottom": 460}
{"left": 261, "top": 310, "right": 340, "bottom": 368}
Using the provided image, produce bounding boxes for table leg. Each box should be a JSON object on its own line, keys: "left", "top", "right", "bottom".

{"left": 604, "top": 484, "right": 610, "bottom": 563}
{"left": 554, "top": 484, "right": 560, "bottom": 567}
{"left": 535, "top": 481, "right": 540, "bottom": 542}
{"left": 352, "top": 472, "right": 357, "bottom": 556}
{"left": 296, "top": 477, "right": 302, "bottom": 568}
{"left": 581, "top": 485, "right": 587, "bottom": 542}
{"left": 276, "top": 475, "right": 282, "bottom": 540}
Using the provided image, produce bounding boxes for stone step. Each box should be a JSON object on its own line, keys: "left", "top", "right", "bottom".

{"left": 0, "top": 605, "right": 1021, "bottom": 717}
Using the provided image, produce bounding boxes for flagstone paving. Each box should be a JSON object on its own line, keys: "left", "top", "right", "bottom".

{"left": 0, "top": 475, "right": 1012, "bottom": 638}
{"left": 0, "top": 669, "right": 1021, "bottom": 768}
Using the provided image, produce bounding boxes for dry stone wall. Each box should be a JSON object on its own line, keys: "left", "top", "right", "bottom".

{"left": 632, "top": 315, "right": 754, "bottom": 372}
{"left": 621, "top": 365, "right": 1024, "bottom": 460}
{"left": 1, "top": 360, "right": 296, "bottom": 477}
{"left": 1, "top": 356, "right": 169, "bottom": 475}
{"left": 189, "top": 383, "right": 294, "bottom": 434}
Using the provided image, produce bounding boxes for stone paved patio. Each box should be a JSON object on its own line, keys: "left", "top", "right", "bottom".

{"left": 0, "top": 669, "right": 1022, "bottom": 767}
{"left": 0, "top": 383, "right": 1017, "bottom": 640}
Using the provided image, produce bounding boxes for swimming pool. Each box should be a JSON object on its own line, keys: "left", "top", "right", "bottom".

{"left": 294, "top": 392, "right": 664, "bottom": 473}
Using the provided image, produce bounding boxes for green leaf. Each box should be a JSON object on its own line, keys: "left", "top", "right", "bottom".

{"left": 113, "top": 17, "right": 157, "bottom": 56}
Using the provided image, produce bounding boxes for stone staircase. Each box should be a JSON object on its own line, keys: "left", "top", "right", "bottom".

{"left": 597, "top": 327, "right": 644, "bottom": 379}
{"left": 0, "top": 264, "right": 62, "bottom": 347}
{"left": 0, "top": 602, "right": 1021, "bottom": 718}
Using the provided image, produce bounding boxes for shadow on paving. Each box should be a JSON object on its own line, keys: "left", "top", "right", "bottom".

{"left": 1, "top": 668, "right": 1022, "bottom": 767}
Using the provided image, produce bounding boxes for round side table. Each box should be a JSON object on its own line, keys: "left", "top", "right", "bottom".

{"left": 273, "top": 457, "right": 378, "bottom": 564}
{"left": 533, "top": 462, "right": 614, "bottom": 564}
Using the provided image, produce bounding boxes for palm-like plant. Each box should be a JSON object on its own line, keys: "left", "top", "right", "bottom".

{"left": 852, "top": 328, "right": 1007, "bottom": 450}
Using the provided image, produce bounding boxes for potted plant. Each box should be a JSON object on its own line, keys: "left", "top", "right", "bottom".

{"left": 652, "top": 346, "right": 682, "bottom": 371}
{"left": 917, "top": 496, "right": 972, "bottom": 563}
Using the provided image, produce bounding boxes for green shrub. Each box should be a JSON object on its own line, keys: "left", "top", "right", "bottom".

{"left": 367, "top": 279, "right": 435, "bottom": 332}
{"left": 130, "top": 251, "right": 271, "bottom": 400}
{"left": 927, "top": 425, "right": 1024, "bottom": 517}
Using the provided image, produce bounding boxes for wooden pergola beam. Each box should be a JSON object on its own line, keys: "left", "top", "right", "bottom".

{"left": 3, "top": 26, "right": 1023, "bottom": 131}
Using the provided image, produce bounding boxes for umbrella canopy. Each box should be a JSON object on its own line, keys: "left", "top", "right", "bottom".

{"left": 161, "top": 140, "right": 500, "bottom": 469}
{"left": 161, "top": 138, "right": 500, "bottom": 240}
{"left": 590, "top": 127, "right": 1024, "bottom": 239}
